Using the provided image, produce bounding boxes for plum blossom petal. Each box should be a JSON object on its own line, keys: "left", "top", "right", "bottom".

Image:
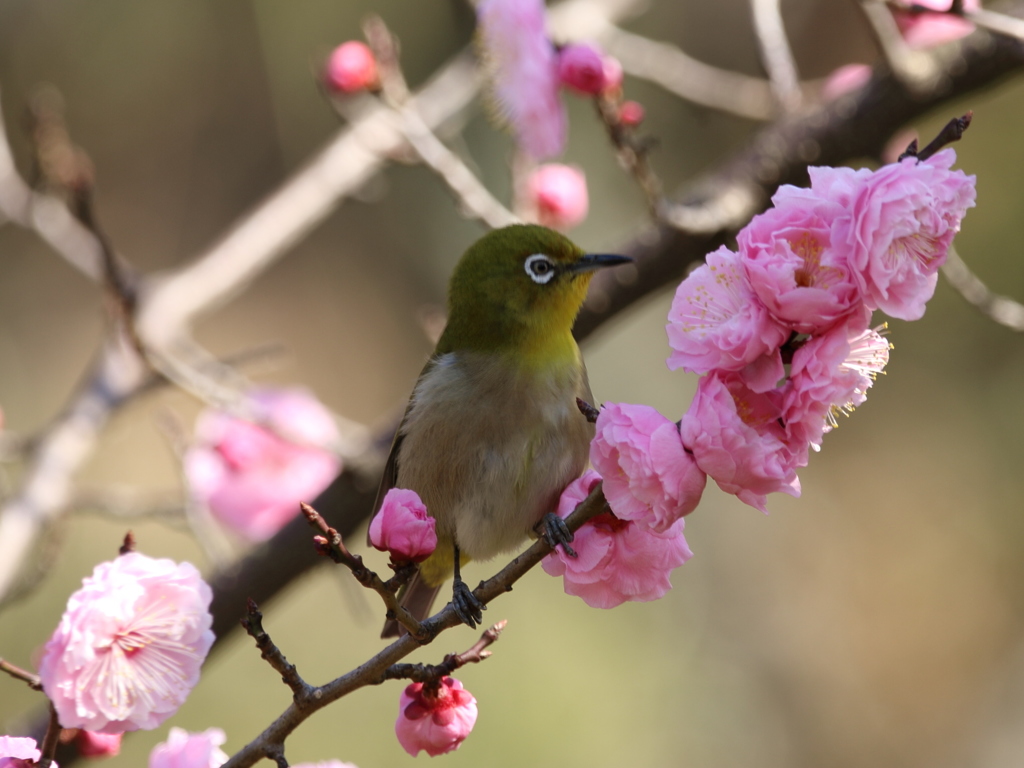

{"left": 0, "top": 736, "right": 47, "bottom": 768}
{"left": 396, "top": 677, "right": 478, "bottom": 757}
{"left": 680, "top": 372, "right": 802, "bottom": 513}
{"left": 184, "top": 388, "right": 341, "bottom": 542}
{"left": 76, "top": 731, "right": 122, "bottom": 758}
{"left": 39, "top": 553, "right": 215, "bottom": 734}
{"left": 557, "top": 43, "right": 606, "bottom": 94}
{"left": 149, "top": 728, "right": 227, "bottom": 768}
{"left": 369, "top": 488, "right": 437, "bottom": 563}
{"left": 666, "top": 246, "right": 789, "bottom": 376}
{"left": 827, "top": 149, "right": 976, "bottom": 320}
{"left": 542, "top": 471, "right": 693, "bottom": 608}
{"left": 591, "top": 403, "right": 706, "bottom": 532}
{"left": 477, "top": 0, "right": 566, "bottom": 160}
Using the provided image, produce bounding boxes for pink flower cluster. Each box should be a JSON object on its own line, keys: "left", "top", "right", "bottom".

{"left": 38, "top": 552, "right": 215, "bottom": 734}
{"left": 395, "top": 677, "right": 478, "bottom": 757}
{"left": 667, "top": 150, "right": 974, "bottom": 511}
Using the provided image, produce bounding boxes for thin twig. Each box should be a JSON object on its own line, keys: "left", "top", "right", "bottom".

{"left": 942, "top": 246, "right": 1024, "bottom": 331}
{"left": 0, "top": 657, "right": 43, "bottom": 690}
{"left": 750, "top": 0, "right": 803, "bottom": 113}
{"left": 859, "top": 0, "right": 941, "bottom": 91}
{"left": 383, "top": 619, "right": 507, "bottom": 683}
{"left": 37, "top": 703, "right": 61, "bottom": 768}
{"left": 241, "top": 598, "right": 312, "bottom": 699}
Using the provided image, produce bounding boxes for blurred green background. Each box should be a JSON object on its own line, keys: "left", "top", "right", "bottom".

{"left": 3, "top": 1, "right": 1024, "bottom": 767}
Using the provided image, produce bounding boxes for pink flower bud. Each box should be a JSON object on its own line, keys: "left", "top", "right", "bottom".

{"left": 369, "top": 488, "right": 437, "bottom": 563}
{"left": 76, "top": 732, "right": 122, "bottom": 759}
{"left": 557, "top": 43, "right": 606, "bottom": 95}
{"left": 602, "top": 55, "right": 624, "bottom": 93}
{"left": 618, "top": 100, "right": 644, "bottom": 126}
{"left": 542, "top": 471, "right": 693, "bottom": 608}
{"left": 149, "top": 728, "right": 227, "bottom": 768}
{"left": 527, "top": 163, "right": 588, "bottom": 230}
{"left": 325, "top": 41, "right": 379, "bottom": 93}
{"left": 39, "top": 553, "right": 215, "bottom": 734}
{"left": 0, "top": 736, "right": 47, "bottom": 768}
{"left": 184, "top": 388, "right": 342, "bottom": 542}
{"left": 591, "top": 403, "right": 706, "bottom": 532}
{"left": 396, "top": 677, "right": 478, "bottom": 757}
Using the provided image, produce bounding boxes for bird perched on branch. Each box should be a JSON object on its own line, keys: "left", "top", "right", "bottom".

{"left": 374, "top": 224, "right": 631, "bottom": 637}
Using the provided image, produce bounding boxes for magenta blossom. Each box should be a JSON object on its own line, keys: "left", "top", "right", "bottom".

{"left": 184, "top": 388, "right": 341, "bottom": 542}
{"left": 680, "top": 372, "right": 802, "bottom": 513}
{"left": 476, "top": 0, "right": 566, "bottom": 160}
{"left": 825, "top": 149, "right": 976, "bottom": 321}
{"left": 557, "top": 43, "right": 606, "bottom": 94}
{"left": 396, "top": 677, "right": 478, "bottom": 757}
{"left": 76, "top": 731, "right": 122, "bottom": 758}
{"left": 527, "top": 163, "right": 588, "bottom": 230}
{"left": 0, "top": 736, "right": 48, "bottom": 768}
{"left": 667, "top": 245, "right": 789, "bottom": 381}
{"left": 149, "top": 728, "right": 227, "bottom": 768}
{"left": 739, "top": 185, "right": 863, "bottom": 335}
{"left": 542, "top": 471, "right": 693, "bottom": 608}
{"left": 369, "top": 488, "right": 437, "bottom": 563}
{"left": 591, "top": 403, "right": 706, "bottom": 532}
{"left": 39, "top": 553, "right": 214, "bottom": 734}
{"left": 324, "top": 41, "right": 378, "bottom": 93}
{"left": 893, "top": 0, "right": 979, "bottom": 48}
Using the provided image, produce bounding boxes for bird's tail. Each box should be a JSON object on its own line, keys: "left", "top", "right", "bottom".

{"left": 381, "top": 569, "right": 443, "bottom": 639}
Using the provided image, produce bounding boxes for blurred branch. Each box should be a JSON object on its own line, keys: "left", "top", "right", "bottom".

{"left": 751, "top": 0, "right": 803, "bottom": 113}
{"left": 942, "top": 246, "right": 1024, "bottom": 331}
{"left": 858, "top": 1, "right": 944, "bottom": 90}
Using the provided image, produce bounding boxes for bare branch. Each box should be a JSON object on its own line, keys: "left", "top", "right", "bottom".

{"left": 751, "top": 0, "right": 803, "bottom": 113}
{"left": 859, "top": 1, "right": 943, "bottom": 91}
{"left": 942, "top": 246, "right": 1024, "bottom": 332}
{"left": 241, "top": 598, "right": 312, "bottom": 699}
{"left": 0, "top": 657, "right": 43, "bottom": 690}
{"left": 383, "top": 619, "right": 507, "bottom": 683}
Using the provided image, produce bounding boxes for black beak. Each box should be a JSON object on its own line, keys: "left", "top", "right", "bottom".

{"left": 567, "top": 253, "right": 633, "bottom": 274}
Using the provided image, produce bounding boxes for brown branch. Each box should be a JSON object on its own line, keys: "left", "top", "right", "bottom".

{"left": 383, "top": 620, "right": 507, "bottom": 684}
{"left": 0, "top": 657, "right": 43, "bottom": 690}
{"left": 36, "top": 703, "right": 61, "bottom": 768}
{"left": 241, "top": 599, "right": 311, "bottom": 700}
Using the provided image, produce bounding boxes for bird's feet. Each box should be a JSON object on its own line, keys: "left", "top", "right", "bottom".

{"left": 539, "top": 512, "right": 577, "bottom": 557}
{"left": 452, "top": 577, "right": 485, "bottom": 629}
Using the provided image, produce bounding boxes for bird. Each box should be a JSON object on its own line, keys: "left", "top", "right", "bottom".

{"left": 373, "top": 224, "right": 631, "bottom": 637}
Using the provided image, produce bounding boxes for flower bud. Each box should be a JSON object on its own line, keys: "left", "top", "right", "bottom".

{"left": 557, "top": 43, "right": 606, "bottom": 95}
{"left": 325, "top": 41, "right": 379, "bottom": 93}
{"left": 369, "top": 488, "right": 437, "bottom": 563}
{"left": 395, "top": 677, "right": 478, "bottom": 757}
{"left": 602, "top": 55, "right": 624, "bottom": 93}
{"left": 76, "top": 732, "right": 122, "bottom": 759}
{"left": 526, "top": 163, "right": 588, "bottom": 230}
{"left": 618, "top": 100, "right": 644, "bottom": 126}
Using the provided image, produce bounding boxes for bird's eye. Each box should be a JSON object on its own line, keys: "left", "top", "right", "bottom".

{"left": 524, "top": 254, "right": 556, "bottom": 284}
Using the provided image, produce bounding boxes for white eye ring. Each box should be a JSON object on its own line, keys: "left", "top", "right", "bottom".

{"left": 525, "top": 253, "right": 556, "bottom": 284}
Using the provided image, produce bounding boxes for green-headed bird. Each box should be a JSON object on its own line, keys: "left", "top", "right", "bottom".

{"left": 374, "top": 224, "right": 631, "bottom": 637}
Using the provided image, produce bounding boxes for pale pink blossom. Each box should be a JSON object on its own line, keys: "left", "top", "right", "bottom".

{"left": 827, "top": 149, "right": 976, "bottom": 320}
{"left": 39, "top": 553, "right": 214, "bottom": 734}
{"left": 739, "top": 185, "right": 863, "bottom": 334}
{"left": 557, "top": 43, "right": 606, "bottom": 94}
{"left": 893, "top": 0, "right": 979, "bottom": 48}
{"left": 76, "top": 731, "right": 122, "bottom": 758}
{"left": 369, "top": 488, "right": 437, "bottom": 563}
{"left": 822, "top": 63, "right": 872, "bottom": 101}
{"left": 477, "top": 0, "right": 566, "bottom": 160}
{"left": 324, "top": 41, "right": 378, "bottom": 93}
{"left": 666, "top": 246, "right": 789, "bottom": 381}
{"left": 184, "top": 388, "right": 341, "bottom": 542}
{"left": 618, "top": 100, "right": 644, "bottom": 126}
{"left": 542, "top": 471, "right": 693, "bottom": 608}
{"left": 527, "top": 164, "right": 588, "bottom": 230}
{"left": 149, "top": 728, "right": 227, "bottom": 768}
{"left": 591, "top": 403, "right": 706, "bottom": 532}
{"left": 679, "top": 373, "right": 801, "bottom": 513}
{"left": 396, "top": 677, "right": 478, "bottom": 757}
{"left": 0, "top": 736, "right": 47, "bottom": 768}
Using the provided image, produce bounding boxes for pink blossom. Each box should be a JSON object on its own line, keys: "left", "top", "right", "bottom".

{"left": 827, "top": 149, "right": 976, "bottom": 320}
{"left": 369, "top": 488, "right": 437, "bottom": 563}
{"left": 557, "top": 43, "right": 606, "bottom": 94}
{"left": 590, "top": 403, "right": 706, "bottom": 532}
{"left": 0, "top": 736, "right": 47, "bottom": 768}
{"left": 739, "top": 185, "right": 863, "bottom": 334}
{"left": 822, "top": 63, "right": 872, "bottom": 101}
{"left": 149, "top": 728, "right": 227, "bottom": 768}
{"left": 893, "top": 0, "right": 979, "bottom": 49}
{"left": 76, "top": 731, "right": 122, "bottom": 758}
{"left": 784, "top": 310, "right": 890, "bottom": 460}
{"left": 602, "top": 55, "right": 624, "bottom": 94}
{"left": 184, "top": 388, "right": 341, "bottom": 542}
{"left": 542, "top": 471, "right": 693, "bottom": 608}
{"left": 324, "top": 41, "right": 378, "bottom": 93}
{"left": 618, "top": 100, "right": 644, "bottom": 126}
{"left": 477, "top": 0, "right": 566, "bottom": 160}
{"left": 39, "top": 553, "right": 214, "bottom": 734}
{"left": 666, "top": 246, "right": 789, "bottom": 381}
{"left": 396, "top": 677, "right": 478, "bottom": 757}
{"left": 679, "top": 372, "right": 801, "bottom": 513}
{"left": 527, "top": 164, "right": 588, "bottom": 230}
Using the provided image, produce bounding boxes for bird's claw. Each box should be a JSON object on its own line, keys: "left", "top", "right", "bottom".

{"left": 541, "top": 512, "right": 577, "bottom": 557}
{"left": 452, "top": 578, "right": 485, "bottom": 629}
